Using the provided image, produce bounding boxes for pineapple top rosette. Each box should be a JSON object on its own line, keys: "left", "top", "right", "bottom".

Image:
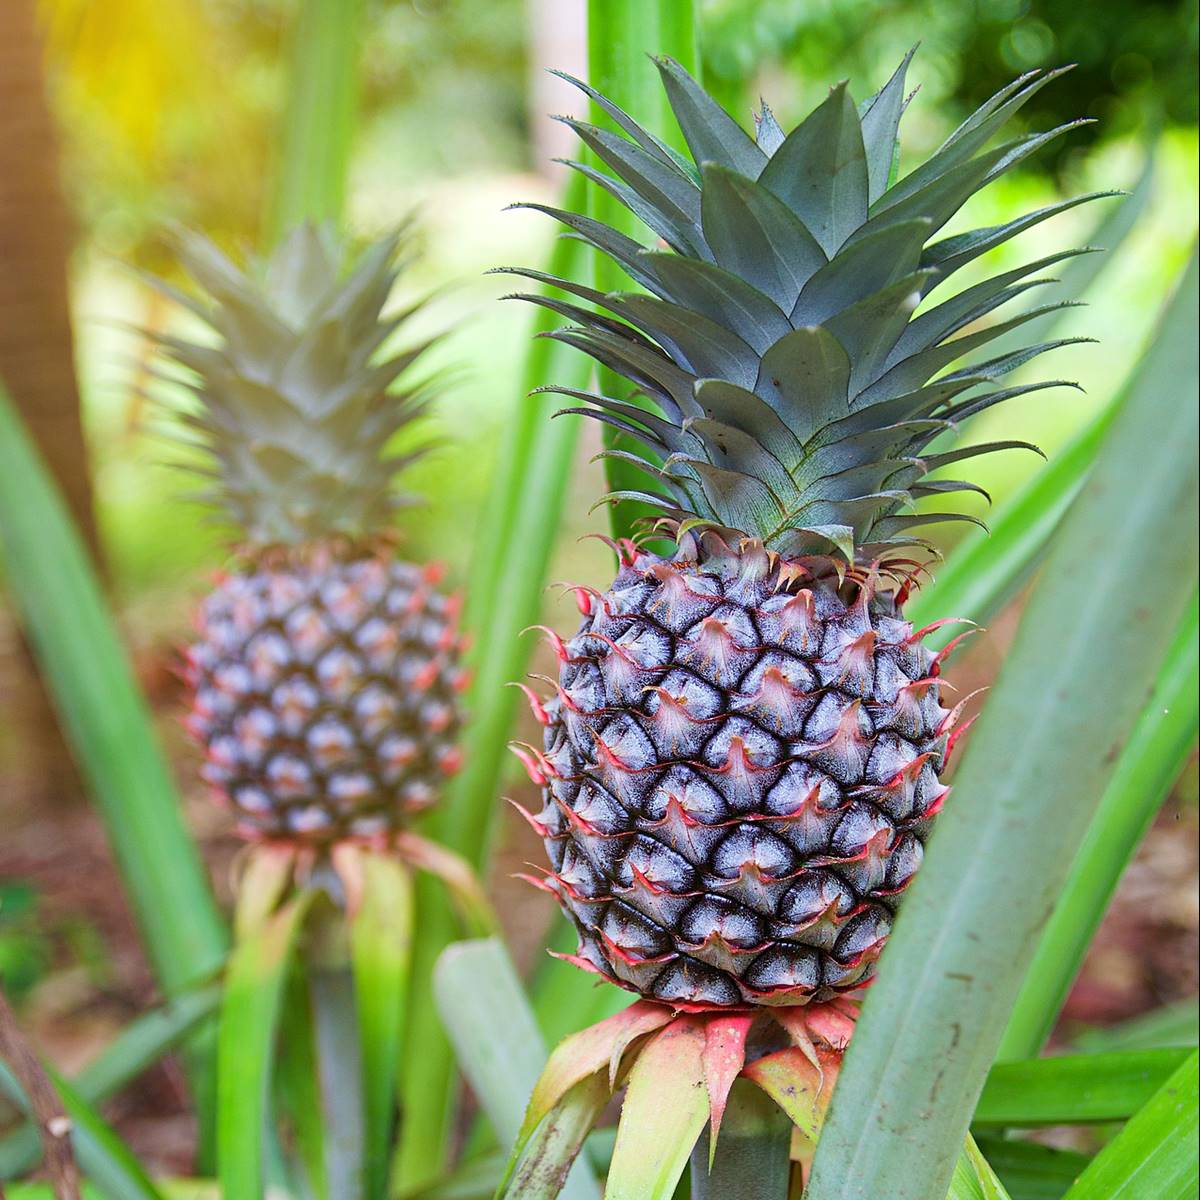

{"left": 154, "top": 224, "right": 469, "bottom": 845}
{"left": 508, "top": 56, "right": 1101, "bottom": 1011}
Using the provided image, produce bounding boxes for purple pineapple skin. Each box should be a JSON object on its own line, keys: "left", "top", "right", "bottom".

{"left": 187, "top": 550, "right": 468, "bottom": 842}
{"left": 517, "top": 537, "right": 967, "bottom": 1009}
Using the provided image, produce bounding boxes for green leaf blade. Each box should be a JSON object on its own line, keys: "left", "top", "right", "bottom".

{"left": 805, "top": 252, "right": 1200, "bottom": 1200}
{"left": 1062, "top": 1051, "right": 1198, "bottom": 1200}
{"left": 974, "top": 1049, "right": 1191, "bottom": 1127}
{"left": 217, "top": 893, "right": 314, "bottom": 1200}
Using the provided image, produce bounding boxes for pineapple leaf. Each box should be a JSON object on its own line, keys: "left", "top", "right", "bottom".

{"left": 859, "top": 47, "right": 917, "bottom": 202}
{"left": 759, "top": 82, "right": 869, "bottom": 254}
{"left": 755, "top": 325, "right": 850, "bottom": 443}
{"left": 639, "top": 251, "right": 793, "bottom": 351}
{"left": 1059, "top": 1052, "right": 1199, "bottom": 1200}
{"left": 805, "top": 252, "right": 1199, "bottom": 1200}
{"left": 698, "top": 164, "right": 826, "bottom": 307}
{"left": 605, "top": 1019, "right": 711, "bottom": 1200}
{"left": 653, "top": 56, "right": 766, "bottom": 178}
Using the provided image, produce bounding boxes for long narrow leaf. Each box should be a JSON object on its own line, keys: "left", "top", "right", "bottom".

{"left": 806, "top": 251, "right": 1200, "bottom": 1200}
{"left": 974, "top": 1137, "right": 1091, "bottom": 1200}
{"left": 0, "top": 385, "right": 227, "bottom": 994}
{"left": 970, "top": 154, "right": 1152, "bottom": 364}
{"left": 1072, "top": 999, "right": 1199, "bottom": 1055}
{"left": 499, "top": 1074, "right": 609, "bottom": 1200}
{"left": 1061, "top": 1050, "right": 1198, "bottom": 1200}
{"left": 217, "top": 892, "right": 315, "bottom": 1200}
{"left": 50, "top": 1070, "right": 166, "bottom": 1200}
{"left": 433, "top": 939, "right": 600, "bottom": 1200}
{"left": 394, "top": 180, "right": 591, "bottom": 1187}
{"left": 974, "top": 1049, "right": 1191, "bottom": 1127}
{"left": 270, "top": 0, "right": 364, "bottom": 240}
{"left": 0, "top": 381, "right": 227, "bottom": 1160}
{"left": 999, "top": 594, "right": 1199, "bottom": 1058}
{"left": 275, "top": 973, "right": 328, "bottom": 1200}
{"left": 948, "top": 1136, "right": 1014, "bottom": 1200}
{"left": 907, "top": 405, "right": 1113, "bottom": 648}
{"left": 0, "top": 1061, "right": 163, "bottom": 1200}
{"left": 350, "top": 851, "right": 414, "bottom": 1200}
{"left": 587, "top": 2, "right": 700, "bottom": 543}
{"left": 0, "top": 983, "right": 219, "bottom": 1176}
{"left": 604, "top": 1019, "right": 710, "bottom": 1200}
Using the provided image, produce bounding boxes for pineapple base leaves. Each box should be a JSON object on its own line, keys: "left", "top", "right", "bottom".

{"left": 498, "top": 1001, "right": 854, "bottom": 1200}
{"left": 217, "top": 838, "right": 493, "bottom": 1199}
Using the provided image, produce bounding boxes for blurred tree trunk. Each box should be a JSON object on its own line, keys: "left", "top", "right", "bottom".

{"left": 0, "top": 0, "right": 97, "bottom": 557}
{"left": 0, "top": 0, "right": 97, "bottom": 810}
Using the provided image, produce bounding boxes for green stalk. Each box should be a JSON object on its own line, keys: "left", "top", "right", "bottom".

{"left": 587, "top": 0, "right": 699, "bottom": 543}
{"left": 395, "top": 7, "right": 699, "bottom": 1183}
{"left": 0, "top": 382, "right": 227, "bottom": 1164}
{"left": 805, "top": 252, "right": 1199, "bottom": 1200}
{"left": 998, "top": 594, "right": 1199, "bottom": 1060}
{"left": 310, "top": 964, "right": 365, "bottom": 1200}
{"left": 270, "top": 0, "right": 365, "bottom": 241}
{"left": 298, "top": 872, "right": 367, "bottom": 1200}
{"left": 392, "top": 178, "right": 591, "bottom": 1191}
{"left": 689, "top": 1082, "right": 792, "bottom": 1200}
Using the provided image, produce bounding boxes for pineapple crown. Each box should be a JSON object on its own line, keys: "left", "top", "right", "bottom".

{"left": 510, "top": 53, "right": 1108, "bottom": 564}
{"left": 150, "top": 221, "right": 440, "bottom": 548}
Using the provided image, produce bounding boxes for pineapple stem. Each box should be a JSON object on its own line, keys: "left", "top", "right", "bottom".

{"left": 306, "top": 894, "right": 367, "bottom": 1200}
{"left": 271, "top": 0, "right": 364, "bottom": 242}
{"left": 689, "top": 1080, "right": 793, "bottom": 1200}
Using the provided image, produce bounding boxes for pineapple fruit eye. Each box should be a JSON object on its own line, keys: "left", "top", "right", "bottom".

{"left": 532, "top": 550, "right": 952, "bottom": 1007}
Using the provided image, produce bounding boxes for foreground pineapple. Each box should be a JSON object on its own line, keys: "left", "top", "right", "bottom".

{"left": 512, "top": 57, "right": 1097, "bottom": 1008}
{"left": 157, "top": 224, "right": 467, "bottom": 842}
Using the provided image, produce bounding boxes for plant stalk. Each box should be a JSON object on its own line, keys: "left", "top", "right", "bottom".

{"left": 690, "top": 1081, "right": 792, "bottom": 1200}
{"left": 306, "top": 888, "right": 366, "bottom": 1200}
{"left": 270, "top": 0, "right": 365, "bottom": 242}
{"left": 0, "top": 988, "right": 80, "bottom": 1200}
{"left": 310, "top": 965, "right": 365, "bottom": 1200}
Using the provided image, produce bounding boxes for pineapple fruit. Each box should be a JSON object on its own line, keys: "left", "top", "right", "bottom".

{"left": 155, "top": 223, "right": 468, "bottom": 842}
{"left": 512, "top": 56, "right": 1098, "bottom": 1008}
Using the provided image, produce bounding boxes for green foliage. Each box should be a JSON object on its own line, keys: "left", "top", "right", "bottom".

{"left": 0, "top": 982, "right": 219, "bottom": 1179}
{"left": 0, "top": 884, "right": 52, "bottom": 1006}
{"left": 0, "top": 1060, "right": 166, "bottom": 1200}
{"left": 217, "top": 892, "right": 315, "bottom": 1200}
{"left": 271, "top": 0, "right": 365, "bottom": 239}
{"left": 700, "top": 0, "right": 1198, "bottom": 168}
{"left": 1000, "top": 594, "right": 1199, "bottom": 1059}
{"left": 1061, "top": 1051, "right": 1199, "bottom": 1199}
{"left": 805, "top": 250, "right": 1199, "bottom": 1200}
{"left": 0, "top": 386, "right": 227, "bottom": 996}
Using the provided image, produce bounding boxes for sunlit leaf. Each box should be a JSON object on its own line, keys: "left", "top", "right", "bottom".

{"left": 1061, "top": 1051, "right": 1198, "bottom": 1200}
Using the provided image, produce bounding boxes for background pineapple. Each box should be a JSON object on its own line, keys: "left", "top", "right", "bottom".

{"left": 512, "top": 55, "right": 1098, "bottom": 1008}
{"left": 155, "top": 223, "right": 468, "bottom": 842}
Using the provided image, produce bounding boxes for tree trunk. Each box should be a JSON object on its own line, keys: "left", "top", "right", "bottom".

{"left": 0, "top": 0, "right": 97, "bottom": 811}
{"left": 0, "top": 0, "right": 98, "bottom": 559}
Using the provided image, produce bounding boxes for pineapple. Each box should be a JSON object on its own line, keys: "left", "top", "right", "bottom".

{"left": 155, "top": 223, "right": 468, "bottom": 842}
{"left": 512, "top": 57, "right": 1098, "bottom": 1008}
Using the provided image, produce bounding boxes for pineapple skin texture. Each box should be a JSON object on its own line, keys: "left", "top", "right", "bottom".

{"left": 532, "top": 543, "right": 954, "bottom": 1008}
{"left": 187, "top": 550, "right": 466, "bottom": 842}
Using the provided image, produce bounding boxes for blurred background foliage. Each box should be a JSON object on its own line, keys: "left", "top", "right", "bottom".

{"left": 27, "top": 0, "right": 1198, "bottom": 613}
